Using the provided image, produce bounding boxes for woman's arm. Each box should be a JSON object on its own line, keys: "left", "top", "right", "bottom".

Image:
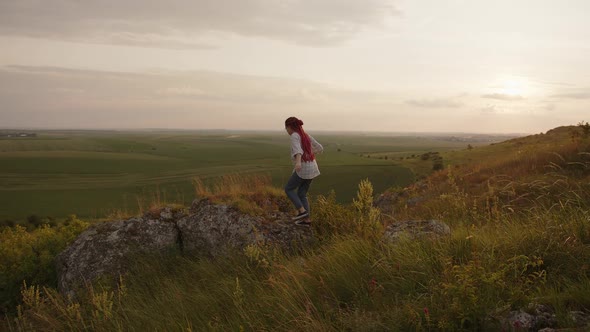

{"left": 294, "top": 153, "right": 302, "bottom": 171}
{"left": 291, "top": 133, "right": 303, "bottom": 171}
{"left": 291, "top": 133, "right": 304, "bottom": 158}
{"left": 310, "top": 135, "right": 323, "bottom": 154}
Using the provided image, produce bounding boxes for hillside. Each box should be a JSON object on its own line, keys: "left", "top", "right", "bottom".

{"left": 3, "top": 124, "right": 590, "bottom": 331}
{"left": 385, "top": 124, "right": 590, "bottom": 221}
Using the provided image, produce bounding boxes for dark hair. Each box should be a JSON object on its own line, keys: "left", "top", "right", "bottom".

{"left": 285, "top": 116, "right": 314, "bottom": 162}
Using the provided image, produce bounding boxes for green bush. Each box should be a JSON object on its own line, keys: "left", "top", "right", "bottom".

{"left": 313, "top": 179, "right": 382, "bottom": 242}
{"left": 0, "top": 215, "right": 89, "bottom": 314}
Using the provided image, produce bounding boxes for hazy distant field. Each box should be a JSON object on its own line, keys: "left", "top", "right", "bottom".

{"left": 0, "top": 130, "right": 511, "bottom": 222}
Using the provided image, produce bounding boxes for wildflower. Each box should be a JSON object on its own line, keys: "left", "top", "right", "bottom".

{"left": 423, "top": 307, "right": 430, "bottom": 316}
{"left": 370, "top": 278, "right": 377, "bottom": 286}
{"left": 368, "top": 277, "right": 378, "bottom": 294}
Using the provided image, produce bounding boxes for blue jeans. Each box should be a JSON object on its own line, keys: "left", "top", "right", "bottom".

{"left": 284, "top": 172, "right": 313, "bottom": 214}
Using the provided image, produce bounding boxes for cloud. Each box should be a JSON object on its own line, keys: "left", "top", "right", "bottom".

{"left": 480, "top": 105, "right": 500, "bottom": 114}
{"left": 156, "top": 86, "right": 209, "bottom": 97}
{"left": 550, "top": 92, "right": 590, "bottom": 100}
{"left": 481, "top": 93, "right": 524, "bottom": 101}
{"left": 0, "top": 65, "right": 398, "bottom": 125}
{"left": 0, "top": 0, "right": 400, "bottom": 48}
{"left": 2, "top": 64, "right": 449, "bottom": 131}
{"left": 3, "top": 65, "right": 583, "bottom": 133}
{"left": 405, "top": 98, "right": 463, "bottom": 108}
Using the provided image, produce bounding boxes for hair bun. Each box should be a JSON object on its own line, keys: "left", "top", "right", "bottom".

{"left": 298, "top": 119, "right": 304, "bottom": 126}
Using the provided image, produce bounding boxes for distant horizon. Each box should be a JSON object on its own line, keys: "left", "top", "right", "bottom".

{"left": 0, "top": 125, "right": 540, "bottom": 136}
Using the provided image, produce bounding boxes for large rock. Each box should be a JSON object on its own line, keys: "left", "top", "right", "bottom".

{"left": 55, "top": 209, "right": 182, "bottom": 299}
{"left": 498, "top": 303, "right": 557, "bottom": 331}
{"left": 382, "top": 219, "right": 450, "bottom": 243}
{"left": 373, "top": 182, "right": 429, "bottom": 216}
{"left": 373, "top": 190, "right": 403, "bottom": 216}
{"left": 55, "top": 200, "right": 313, "bottom": 298}
{"left": 178, "top": 198, "right": 314, "bottom": 257}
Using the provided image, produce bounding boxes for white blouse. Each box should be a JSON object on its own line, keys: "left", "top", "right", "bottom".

{"left": 290, "top": 132, "right": 323, "bottom": 179}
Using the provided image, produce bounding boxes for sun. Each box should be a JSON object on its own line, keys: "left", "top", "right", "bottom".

{"left": 488, "top": 76, "right": 532, "bottom": 97}
{"left": 500, "top": 79, "right": 525, "bottom": 96}
{"left": 498, "top": 76, "right": 530, "bottom": 96}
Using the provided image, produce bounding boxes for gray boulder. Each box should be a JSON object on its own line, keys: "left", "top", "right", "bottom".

{"left": 569, "top": 310, "right": 590, "bottom": 328}
{"left": 178, "top": 198, "right": 314, "bottom": 257}
{"left": 55, "top": 200, "right": 313, "bottom": 298}
{"left": 498, "top": 303, "right": 557, "bottom": 331}
{"left": 373, "top": 190, "right": 403, "bottom": 216}
{"left": 55, "top": 209, "right": 183, "bottom": 300}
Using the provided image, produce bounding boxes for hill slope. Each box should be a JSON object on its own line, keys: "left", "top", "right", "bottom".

{"left": 5, "top": 124, "right": 590, "bottom": 331}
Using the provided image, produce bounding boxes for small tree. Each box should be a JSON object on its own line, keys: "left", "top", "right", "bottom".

{"left": 1, "top": 219, "right": 15, "bottom": 228}
{"left": 467, "top": 144, "right": 473, "bottom": 150}
{"left": 27, "top": 214, "right": 42, "bottom": 228}
{"left": 570, "top": 127, "right": 582, "bottom": 143}
{"left": 433, "top": 156, "right": 444, "bottom": 171}
{"left": 578, "top": 121, "right": 590, "bottom": 138}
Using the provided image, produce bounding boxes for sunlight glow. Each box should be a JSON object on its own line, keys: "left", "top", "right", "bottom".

{"left": 485, "top": 76, "right": 534, "bottom": 98}
{"left": 498, "top": 76, "right": 530, "bottom": 96}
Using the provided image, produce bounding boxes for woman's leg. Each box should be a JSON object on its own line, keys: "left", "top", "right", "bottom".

{"left": 284, "top": 172, "right": 305, "bottom": 211}
{"left": 297, "top": 179, "right": 312, "bottom": 215}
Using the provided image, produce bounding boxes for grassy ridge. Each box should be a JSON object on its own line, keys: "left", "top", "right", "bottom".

{"left": 8, "top": 179, "right": 590, "bottom": 331}
{"left": 5, "top": 125, "right": 590, "bottom": 331}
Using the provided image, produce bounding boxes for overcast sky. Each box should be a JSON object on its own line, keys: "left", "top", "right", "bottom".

{"left": 1, "top": 0, "right": 589, "bottom": 133}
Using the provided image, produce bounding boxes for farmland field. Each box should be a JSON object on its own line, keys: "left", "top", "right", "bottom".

{"left": 0, "top": 129, "right": 514, "bottom": 222}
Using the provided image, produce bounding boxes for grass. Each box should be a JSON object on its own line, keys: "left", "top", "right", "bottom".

{"left": 5, "top": 125, "right": 590, "bottom": 331}
{"left": 0, "top": 130, "right": 493, "bottom": 222}
{"left": 8, "top": 203, "right": 590, "bottom": 331}
{"left": 192, "top": 173, "right": 291, "bottom": 217}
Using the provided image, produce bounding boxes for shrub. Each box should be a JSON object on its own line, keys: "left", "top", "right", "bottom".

{"left": 313, "top": 179, "right": 382, "bottom": 242}
{"left": 25, "top": 215, "right": 41, "bottom": 229}
{"left": 432, "top": 156, "right": 444, "bottom": 171}
{"left": 1, "top": 219, "right": 15, "bottom": 229}
{"left": 0, "top": 215, "right": 89, "bottom": 314}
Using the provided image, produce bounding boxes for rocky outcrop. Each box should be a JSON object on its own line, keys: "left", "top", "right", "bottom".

{"left": 55, "top": 199, "right": 313, "bottom": 299}
{"left": 373, "top": 182, "right": 430, "bottom": 216}
{"left": 382, "top": 219, "right": 451, "bottom": 243}
{"left": 495, "top": 303, "right": 590, "bottom": 331}
{"left": 178, "top": 198, "right": 314, "bottom": 257}
{"left": 373, "top": 190, "right": 404, "bottom": 216}
{"left": 55, "top": 197, "right": 450, "bottom": 299}
{"left": 502, "top": 304, "right": 557, "bottom": 331}
{"left": 55, "top": 210, "right": 182, "bottom": 300}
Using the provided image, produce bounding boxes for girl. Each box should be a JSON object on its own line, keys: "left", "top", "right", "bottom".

{"left": 284, "top": 116, "right": 323, "bottom": 225}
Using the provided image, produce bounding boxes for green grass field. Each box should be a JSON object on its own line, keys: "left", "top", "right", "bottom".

{"left": 0, "top": 130, "right": 509, "bottom": 222}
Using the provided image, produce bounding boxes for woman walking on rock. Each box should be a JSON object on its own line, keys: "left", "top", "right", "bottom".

{"left": 284, "top": 116, "right": 323, "bottom": 225}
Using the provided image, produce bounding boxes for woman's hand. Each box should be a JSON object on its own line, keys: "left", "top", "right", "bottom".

{"left": 295, "top": 162, "right": 302, "bottom": 171}
{"left": 294, "top": 153, "right": 302, "bottom": 171}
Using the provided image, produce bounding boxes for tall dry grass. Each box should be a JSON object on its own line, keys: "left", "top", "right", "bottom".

{"left": 192, "top": 172, "right": 291, "bottom": 216}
